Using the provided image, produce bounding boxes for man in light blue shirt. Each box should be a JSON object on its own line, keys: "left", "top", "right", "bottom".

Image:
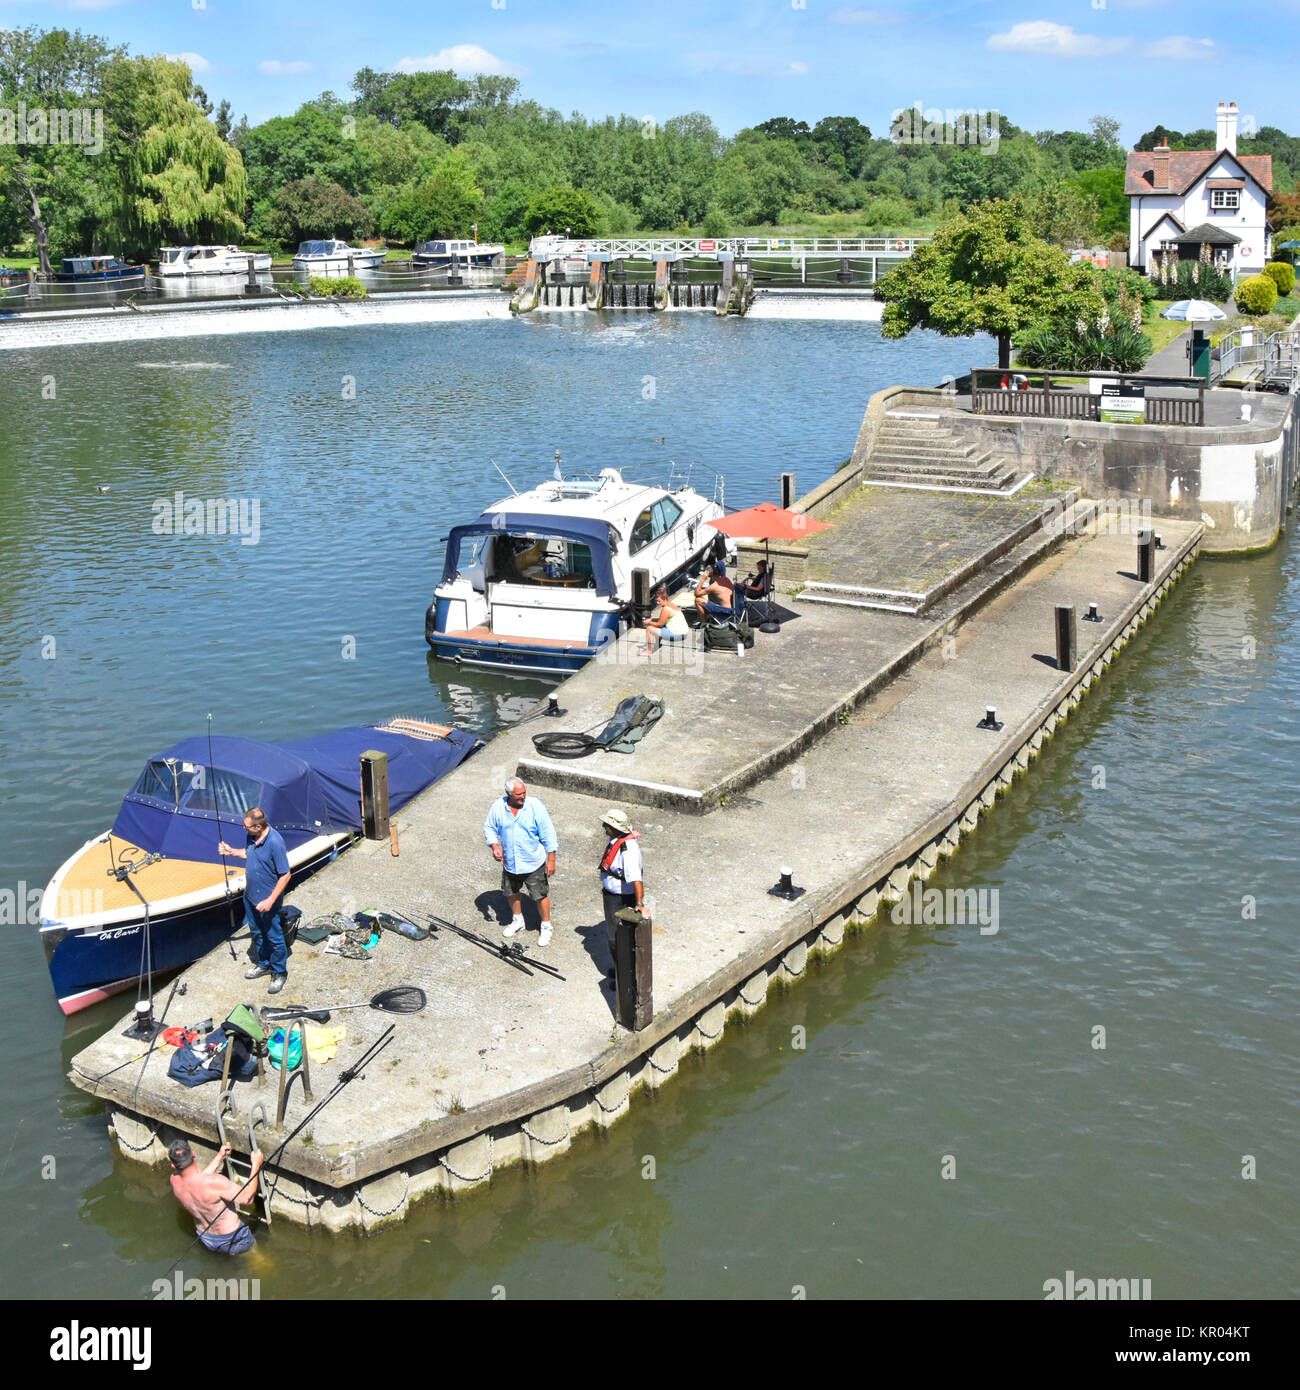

{"left": 484, "top": 777, "right": 559, "bottom": 947}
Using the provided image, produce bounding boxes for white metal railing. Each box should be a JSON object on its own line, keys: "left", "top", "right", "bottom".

{"left": 528, "top": 235, "right": 929, "bottom": 260}
{"left": 1267, "top": 330, "right": 1299, "bottom": 389}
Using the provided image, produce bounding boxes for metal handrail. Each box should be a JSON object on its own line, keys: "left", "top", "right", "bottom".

{"left": 529, "top": 235, "right": 930, "bottom": 259}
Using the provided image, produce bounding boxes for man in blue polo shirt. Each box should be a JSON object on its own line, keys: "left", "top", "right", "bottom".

{"left": 219, "top": 807, "right": 292, "bottom": 994}
{"left": 483, "top": 778, "right": 558, "bottom": 947}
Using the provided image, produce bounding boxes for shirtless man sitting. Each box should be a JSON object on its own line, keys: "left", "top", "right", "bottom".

{"left": 693, "top": 565, "right": 736, "bottom": 623}
{"left": 169, "top": 1138, "right": 263, "bottom": 1256}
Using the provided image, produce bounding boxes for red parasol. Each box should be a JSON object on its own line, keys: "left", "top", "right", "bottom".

{"left": 707, "top": 503, "right": 829, "bottom": 631}
{"left": 707, "top": 501, "right": 830, "bottom": 542}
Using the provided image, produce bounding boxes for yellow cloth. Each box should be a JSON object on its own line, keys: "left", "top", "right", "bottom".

{"left": 301, "top": 1021, "right": 346, "bottom": 1064}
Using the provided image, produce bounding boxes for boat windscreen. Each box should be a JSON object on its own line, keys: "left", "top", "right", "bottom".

{"left": 180, "top": 768, "right": 262, "bottom": 818}
{"left": 133, "top": 759, "right": 180, "bottom": 804}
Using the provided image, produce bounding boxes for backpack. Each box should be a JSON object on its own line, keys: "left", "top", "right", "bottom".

{"left": 703, "top": 622, "right": 754, "bottom": 652}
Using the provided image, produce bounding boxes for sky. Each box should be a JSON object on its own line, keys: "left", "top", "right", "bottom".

{"left": 1, "top": 0, "right": 1295, "bottom": 142}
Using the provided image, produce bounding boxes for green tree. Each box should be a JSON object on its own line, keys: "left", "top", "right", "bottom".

{"left": 1071, "top": 168, "right": 1127, "bottom": 240}
{"left": 1021, "top": 176, "right": 1100, "bottom": 247}
{"left": 352, "top": 68, "right": 470, "bottom": 140}
{"left": 523, "top": 184, "right": 601, "bottom": 237}
{"left": 266, "top": 178, "right": 372, "bottom": 243}
{"left": 875, "top": 198, "right": 1104, "bottom": 369}
{"left": 942, "top": 150, "right": 989, "bottom": 209}
{"left": 104, "top": 53, "right": 249, "bottom": 258}
{"left": 0, "top": 25, "right": 123, "bottom": 273}
{"left": 380, "top": 149, "right": 483, "bottom": 241}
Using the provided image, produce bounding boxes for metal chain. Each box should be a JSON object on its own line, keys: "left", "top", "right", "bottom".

{"left": 112, "top": 1116, "right": 160, "bottom": 1153}
{"left": 356, "top": 1170, "right": 411, "bottom": 1218}
{"left": 591, "top": 1080, "right": 628, "bottom": 1113}
{"left": 439, "top": 1131, "right": 494, "bottom": 1184}
{"left": 520, "top": 1117, "right": 568, "bottom": 1146}
{"left": 647, "top": 1044, "right": 678, "bottom": 1074}
{"left": 262, "top": 1179, "right": 323, "bottom": 1208}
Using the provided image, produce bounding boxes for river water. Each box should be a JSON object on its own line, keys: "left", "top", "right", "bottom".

{"left": 1, "top": 312, "right": 1296, "bottom": 1300}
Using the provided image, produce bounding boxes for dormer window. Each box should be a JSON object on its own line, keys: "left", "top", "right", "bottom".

{"left": 1210, "top": 189, "right": 1239, "bottom": 212}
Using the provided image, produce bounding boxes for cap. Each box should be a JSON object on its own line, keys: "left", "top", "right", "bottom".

{"left": 601, "top": 808, "right": 632, "bottom": 834}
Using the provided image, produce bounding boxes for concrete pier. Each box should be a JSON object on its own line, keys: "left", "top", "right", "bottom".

{"left": 69, "top": 481, "right": 1204, "bottom": 1229}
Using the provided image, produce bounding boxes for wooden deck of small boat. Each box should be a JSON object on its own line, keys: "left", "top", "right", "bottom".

{"left": 441, "top": 626, "right": 592, "bottom": 649}
{"left": 58, "top": 837, "right": 236, "bottom": 914}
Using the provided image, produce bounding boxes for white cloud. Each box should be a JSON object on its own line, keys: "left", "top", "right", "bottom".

{"left": 394, "top": 45, "right": 519, "bottom": 77}
{"left": 165, "top": 52, "right": 212, "bottom": 74}
{"left": 1145, "top": 36, "right": 1215, "bottom": 59}
{"left": 828, "top": 7, "right": 902, "bottom": 21}
{"left": 987, "top": 22, "right": 1130, "bottom": 58}
{"left": 259, "top": 60, "right": 313, "bottom": 76}
{"left": 720, "top": 58, "right": 810, "bottom": 77}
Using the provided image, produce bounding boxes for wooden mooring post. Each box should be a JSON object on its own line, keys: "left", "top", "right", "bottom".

{"left": 614, "top": 906, "right": 653, "bottom": 1031}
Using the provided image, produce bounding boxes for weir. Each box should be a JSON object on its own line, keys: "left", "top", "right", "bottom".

{"left": 66, "top": 366, "right": 1263, "bottom": 1224}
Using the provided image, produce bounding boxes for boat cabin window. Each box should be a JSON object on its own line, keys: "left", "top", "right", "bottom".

{"left": 489, "top": 533, "right": 596, "bottom": 587}
{"left": 180, "top": 768, "right": 262, "bottom": 819}
{"left": 133, "top": 760, "right": 182, "bottom": 804}
{"left": 629, "top": 496, "right": 683, "bottom": 554}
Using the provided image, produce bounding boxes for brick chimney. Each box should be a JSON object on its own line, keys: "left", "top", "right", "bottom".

{"left": 1152, "top": 143, "right": 1171, "bottom": 190}
{"left": 1216, "top": 101, "right": 1238, "bottom": 155}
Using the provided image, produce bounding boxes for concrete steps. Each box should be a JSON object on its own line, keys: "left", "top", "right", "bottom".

{"left": 863, "top": 410, "right": 1030, "bottom": 496}
{"left": 799, "top": 492, "right": 1089, "bottom": 617}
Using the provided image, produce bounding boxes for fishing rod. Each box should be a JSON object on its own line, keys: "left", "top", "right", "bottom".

{"left": 403, "top": 906, "right": 567, "bottom": 981}
{"left": 207, "top": 713, "right": 239, "bottom": 961}
{"left": 78, "top": 979, "right": 189, "bottom": 1093}
{"left": 155, "top": 1025, "right": 395, "bottom": 1283}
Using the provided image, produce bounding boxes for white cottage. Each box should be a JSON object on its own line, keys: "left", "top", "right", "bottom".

{"left": 1126, "top": 102, "right": 1272, "bottom": 280}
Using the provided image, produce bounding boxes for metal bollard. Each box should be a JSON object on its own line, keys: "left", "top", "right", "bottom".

{"left": 1137, "top": 529, "right": 1155, "bottom": 583}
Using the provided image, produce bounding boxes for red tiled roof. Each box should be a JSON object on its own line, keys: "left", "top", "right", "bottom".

{"left": 1124, "top": 150, "right": 1272, "bottom": 195}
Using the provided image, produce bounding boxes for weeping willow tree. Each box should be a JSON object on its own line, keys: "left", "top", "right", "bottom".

{"left": 105, "top": 55, "right": 247, "bottom": 258}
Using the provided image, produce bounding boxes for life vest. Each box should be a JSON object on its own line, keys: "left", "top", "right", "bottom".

{"left": 598, "top": 832, "right": 640, "bottom": 881}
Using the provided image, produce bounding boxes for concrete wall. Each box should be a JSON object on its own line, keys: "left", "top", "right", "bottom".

{"left": 859, "top": 387, "right": 1298, "bottom": 554}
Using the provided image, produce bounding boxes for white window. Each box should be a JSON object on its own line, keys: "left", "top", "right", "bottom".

{"left": 1210, "top": 189, "right": 1240, "bottom": 211}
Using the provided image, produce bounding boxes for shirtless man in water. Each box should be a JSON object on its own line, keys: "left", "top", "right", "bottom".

{"left": 169, "top": 1139, "right": 263, "bottom": 1255}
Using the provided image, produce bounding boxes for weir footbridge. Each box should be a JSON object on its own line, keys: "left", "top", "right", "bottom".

{"left": 514, "top": 235, "right": 931, "bottom": 314}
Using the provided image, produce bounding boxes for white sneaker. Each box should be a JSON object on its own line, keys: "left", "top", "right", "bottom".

{"left": 503, "top": 918, "right": 525, "bottom": 938}
{"left": 537, "top": 924, "right": 552, "bottom": 948}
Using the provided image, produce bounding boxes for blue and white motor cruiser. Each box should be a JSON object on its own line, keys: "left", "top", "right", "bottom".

{"left": 426, "top": 466, "right": 731, "bottom": 675}
{"left": 413, "top": 237, "right": 505, "bottom": 268}
{"left": 291, "top": 239, "right": 386, "bottom": 272}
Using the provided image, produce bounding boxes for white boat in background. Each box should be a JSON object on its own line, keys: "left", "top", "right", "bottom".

{"left": 427, "top": 464, "right": 732, "bottom": 675}
{"left": 157, "top": 245, "right": 273, "bottom": 277}
{"left": 292, "top": 239, "right": 386, "bottom": 272}
{"left": 413, "top": 237, "right": 505, "bottom": 269}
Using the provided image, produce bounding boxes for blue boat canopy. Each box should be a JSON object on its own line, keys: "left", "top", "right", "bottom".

{"left": 111, "top": 726, "right": 480, "bottom": 864}
{"left": 442, "top": 511, "right": 617, "bottom": 595}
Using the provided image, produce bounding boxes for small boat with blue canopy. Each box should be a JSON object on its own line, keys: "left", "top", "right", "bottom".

{"left": 53, "top": 255, "right": 146, "bottom": 283}
{"left": 40, "top": 718, "right": 480, "bottom": 1014}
